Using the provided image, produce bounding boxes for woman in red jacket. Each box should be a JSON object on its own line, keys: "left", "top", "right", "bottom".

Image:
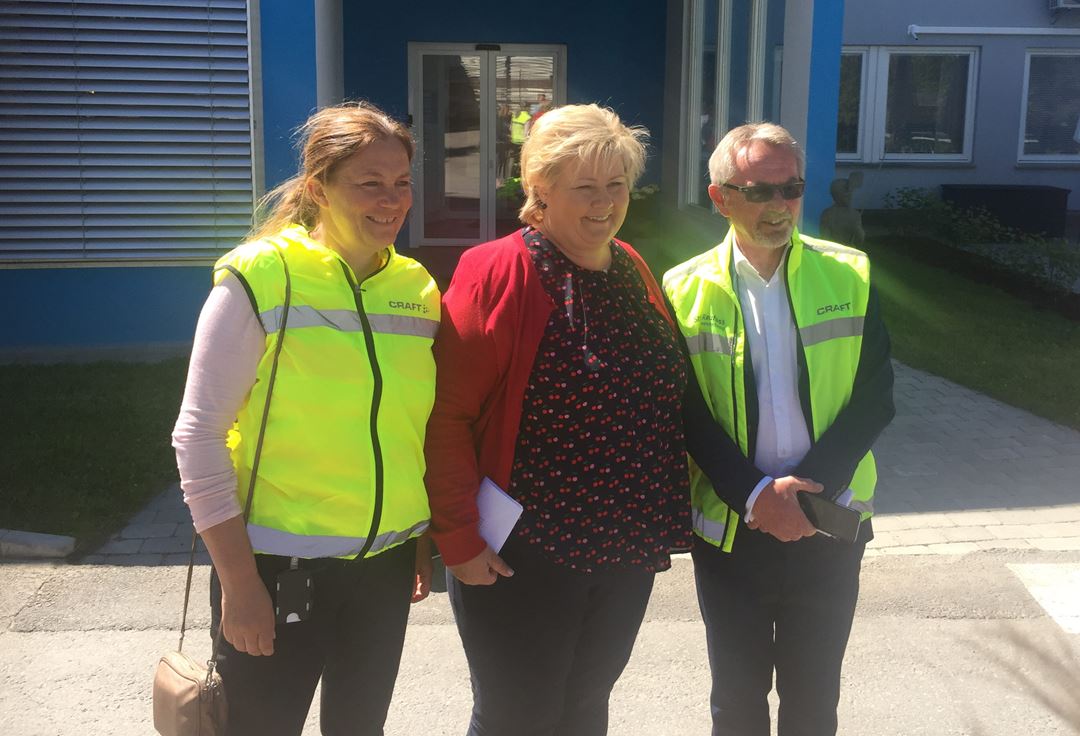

{"left": 425, "top": 103, "right": 694, "bottom": 735}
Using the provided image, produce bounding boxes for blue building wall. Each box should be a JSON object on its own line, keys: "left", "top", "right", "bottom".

{"left": 840, "top": 1, "right": 1080, "bottom": 210}
{"left": 260, "top": 0, "right": 318, "bottom": 188}
{"left": 802, "top": 0, "right": 846, "bottom": 233}
{"left": 340, "top": 1, "right": 669, "bottom": 182}
{"left": 0, "top": 266, "right": 210, "bottom": 352}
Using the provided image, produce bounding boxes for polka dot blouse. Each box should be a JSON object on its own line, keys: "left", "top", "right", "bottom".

{"left": 508, "top": 227, "right": 694, "bottom": 573}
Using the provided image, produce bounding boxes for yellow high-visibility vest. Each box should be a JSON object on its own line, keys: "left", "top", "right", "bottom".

{"left": 214, "top": 224, "right": 439, "bottom": 559}
{"left": 663, "top": 227, "right": 876, "bottom": 550}
{"left": 510, "top": 110, "right": 531, "bottom": 144}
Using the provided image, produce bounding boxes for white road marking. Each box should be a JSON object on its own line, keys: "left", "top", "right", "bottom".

{"left": 1009, "top": 563, "right": 1080, "bottom": 634}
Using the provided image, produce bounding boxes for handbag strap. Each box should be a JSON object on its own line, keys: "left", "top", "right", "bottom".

{"left": 177, "top": 244, "right": 292, "bottom": 674}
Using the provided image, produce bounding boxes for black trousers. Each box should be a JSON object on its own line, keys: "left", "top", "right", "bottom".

{"left": 448, "top": 536, "right": 656, "bottom": 736}
{"left": 692, "top": 528, "right": 865, "bottom": 736}
{"left": 209, "top": 538, "right": 415, "bottom": 736}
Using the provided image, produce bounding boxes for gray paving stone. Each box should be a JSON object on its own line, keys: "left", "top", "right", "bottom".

{"left": 974, "top": 445, "right": 1022, "bottom": 460}
{"left": 943, "top": 511, "right": 1003, "bottom": 526}
{"left": 96, "top": 538, "right": 143, "bottom": 555}
{"left": 985, "top": 525, "right": 1039, "bottom": 540}
{"left": 163, "top": 551, "right": 211, "bottom": 566}
{"left": 1010, "top": 445, "right": 1062, "bottom": 456}
{"left": 140, "top": 536, "right": 196, "bottom": 554}
{"left": 126, "top": 509, "right": 157, "bottom": 525}
{"left": 1023, "top": 520, "right": 1080, "bottom": 539}
{"left": 1031, "top": 537, "right": 1080, "bottom": 551}
{"left": 940, "top": 526, "right": 994, "bottom": 543}
{"left": 889, "top": 528, "right": 951, "bottom": 546}
{"left": 976, "top": 539, "right": 1033, "bottom": 551}
{"left": 867, "top": 531, "right": 897, "bottom": 547}
{"left": 154, "top": 507, "right": 193, "bottom": 525}
{"left": 922, "top": 542, "right": 980, "bottom": 555}
{"left": 118, "top": 522, "right": 178, "bottom": 540}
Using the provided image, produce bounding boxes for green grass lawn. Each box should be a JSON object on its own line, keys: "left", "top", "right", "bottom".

{"left": 624, "top": 202, "right": 1080, "bottom": 431}
{"left": 0, "top": 358, "right": 188, "bottom": 550}
{"left": 865, "top": 239, "right": 1080, "bottom": 430}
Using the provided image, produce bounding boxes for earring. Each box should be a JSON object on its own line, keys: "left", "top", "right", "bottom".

{"left": 537, "top": 200, "right": 548, "bottom": 210}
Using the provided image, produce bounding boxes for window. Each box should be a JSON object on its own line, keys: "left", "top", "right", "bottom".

{"left": 883, "top": 52, "right": 972, "bottom": 157}
{"left": 836, "top": 50, "right": 867, "bottom": 159}
{"left": 1020, "top": 51, "right": 1080, "bottom": 162}
{"left": 0, "top": 1, "right": 255, "bottom": 263}
{"left": 682, "top": 0, "right": 777, "bottom": 208}
{"left": 836, "top": 47, "right": 978, "bottom": 164}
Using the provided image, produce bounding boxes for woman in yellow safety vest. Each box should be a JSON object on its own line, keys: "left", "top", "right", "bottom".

{"left": 172, "top": 101, "right": 439, "bottom": 736}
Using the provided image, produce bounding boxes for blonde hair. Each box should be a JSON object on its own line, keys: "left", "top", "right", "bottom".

{"left": 250, "top": 101, "right": 414, "bottom": 240}
{"left": 708, "top": 122, "right": 805, "bottom": 186}
{"left": 518, "top": 104, "right": 648, "bottom": 227}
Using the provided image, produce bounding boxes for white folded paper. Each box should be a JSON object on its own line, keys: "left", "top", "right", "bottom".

{"left": 476, "top": 477, "right": 523, "bottom": 553}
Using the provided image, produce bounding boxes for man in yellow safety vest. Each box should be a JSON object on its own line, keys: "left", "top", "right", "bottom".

{"left": 663, "top": 122, "right": 894, "bottom": 736}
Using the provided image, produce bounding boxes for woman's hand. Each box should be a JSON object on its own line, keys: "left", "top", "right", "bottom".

{"left": 199, "top": 515, "right": 276, "bottom": 656}
{"left": 220, "top": 575, "right": 276, "bottom": 656}
{"left": 412, "top": 535, "right": 434, "bottom": 603}
{"left": 447, "top": 546, "right": 514, "bottom": 586}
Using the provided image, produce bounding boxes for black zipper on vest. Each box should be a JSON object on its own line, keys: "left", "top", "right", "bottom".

{"left": 339, "top": 256, "right": 390, "bottom": 558}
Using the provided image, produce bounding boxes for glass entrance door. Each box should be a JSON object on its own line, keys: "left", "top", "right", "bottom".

{"left": 409, "top": 43, "right": 565, "bottom": 246}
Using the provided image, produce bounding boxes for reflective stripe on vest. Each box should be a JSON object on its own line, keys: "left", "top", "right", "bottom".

{"left": 849, "top": 498, "right": 874, "bottom": 515}
{"left": 686, "top": 331, "right": 733, "bottom": 357}
{"left": 693, "top": 507, "right": 728, "bottom": 544}
{"left": 247, "top": 519, "right": 430, "bottom": 559}
{"left": 664, "top": 227, "right": 877, "bottom": 552}
{"left": 259, "top": 305, "right": 439, "bottom": 339}
{"left": 800, "top": 316, "right": 864, "bottom": 348}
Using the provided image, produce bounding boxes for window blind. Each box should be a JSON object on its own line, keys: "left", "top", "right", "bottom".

{"left": 0, "top": 0, "right": 255, "bottom": 262}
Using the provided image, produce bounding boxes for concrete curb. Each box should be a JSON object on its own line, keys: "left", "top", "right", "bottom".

{"left": 0, "top": 528, "right": 75, "bottom": 559}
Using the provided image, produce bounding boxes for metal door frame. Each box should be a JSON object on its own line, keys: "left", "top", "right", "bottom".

{"left": 407, "top": 42, "right": 567, "bottom": 246}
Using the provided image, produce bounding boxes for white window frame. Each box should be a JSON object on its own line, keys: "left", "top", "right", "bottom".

{"left": 873, "top": 46, "right": 979, "bottom": 163}
{"left": 1018, "top": 49, "right": 1080, "bottom": 163}
{"left": 838, "top": 46, "right": 978, "bottom": 164}
{"left": 679, "top": 0, "right": 768, "bottom": 209}
{"left": 835, "top": 47, "right": 872, "bottom": 162}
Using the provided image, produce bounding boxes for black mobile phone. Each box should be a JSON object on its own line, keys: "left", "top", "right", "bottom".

{"left": 797, "top": 492, "right": 862, "bottom": 544}
{"left": 275, "top": 568, "right": 313, "bottom": 624}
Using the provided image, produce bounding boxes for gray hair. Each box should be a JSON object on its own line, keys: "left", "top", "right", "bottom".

{"left": 708, "top": 122, "right": 805, "bottom": 186}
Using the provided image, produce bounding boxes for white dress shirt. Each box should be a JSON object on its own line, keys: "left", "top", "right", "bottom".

{"left": 733, "top": 242, "right": 813, "bottom": 517}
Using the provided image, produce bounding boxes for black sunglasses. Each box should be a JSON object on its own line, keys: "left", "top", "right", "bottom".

{"left": 722, "top": 179, "right": 805, "bottom": 203}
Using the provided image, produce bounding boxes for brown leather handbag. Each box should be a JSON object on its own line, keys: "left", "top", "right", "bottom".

{"left": 152, "top": 540, "right": 228, "bottom": 736}
{"left": 153, "top": 244, "right": 292, "bottom": 735}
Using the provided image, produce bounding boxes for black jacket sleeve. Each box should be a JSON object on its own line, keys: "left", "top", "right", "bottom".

{"left": 666, "top": 292, "right": 768, "bottom": 511}
{"left": 793, "top": 283, "right": 895, "bottom": 497}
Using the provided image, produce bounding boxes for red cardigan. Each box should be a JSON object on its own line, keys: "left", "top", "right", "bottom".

{"left": 424, "top": 229, "right": 673, "bottom": 565}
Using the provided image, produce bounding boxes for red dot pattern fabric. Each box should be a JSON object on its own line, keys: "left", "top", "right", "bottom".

{"left": 509, "top": 228, "right": 694, "bottom": 573}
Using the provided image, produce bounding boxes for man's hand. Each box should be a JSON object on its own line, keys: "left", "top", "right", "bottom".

{"left": 220, "top": 576, "right": 276, "bottom": 656}
{"left": 412, "top": 535, "right": 434, "bottom": 603}
{"left": 447, "top": 546, "right": 514, "bottom": 586}
{"left": 747, "top": 476, "right": 823, "bottom": 542}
